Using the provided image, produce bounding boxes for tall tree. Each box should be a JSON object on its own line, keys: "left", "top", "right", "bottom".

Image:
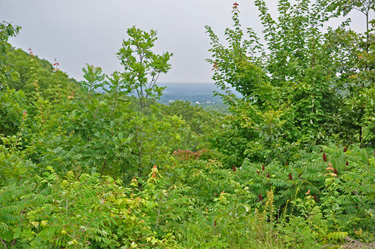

{"left": 0, "top": 22, "right": 21, "bottom": 88}
{"left": 206, "top": 0, "right": 358, "bottom": 164}
{"left": 117, "top": 26, "right": 172, "bottom": 114}
{"left": 117, "top": 26, "right": 173, "bottom": 177}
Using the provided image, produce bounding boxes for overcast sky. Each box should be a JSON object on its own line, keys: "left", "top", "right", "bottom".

{"left": 0, "top": 0, "right": 372, "bottom": 83}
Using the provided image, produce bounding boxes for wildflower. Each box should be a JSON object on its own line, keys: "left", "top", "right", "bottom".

{"left": 53, "top": 58, "right": 60, "bottom": 72}
{"left": 285, "top": 161, "right": 288, "bottom": 166}
{"left": 262, "top": 165, "right": 265, "bottom": 171}
{"left": 305, "top": 189, "right": 310, "bottom": 195}
{"left": 323, "top": 152, "right": 327, "bottom": 162}
{"left": 53, "top": 58, "right": 59, "bottom": 67}
{"left": 346, "top": 161, "right": 349, "bottom": 166}
{"left": 233, "top": 165, "right": 237, "bottom": 171}
{"left": 152, "top": 165, "right": 158, "bottom": 173}
{"left": 233, "top": 2, "right": 239, "bottom": 6}
{"left": 289, "top": 173, "right": 292, "bottom": 180}
{"left": 325, "top": 172, "right": 337, "bottom": 177}
{"left": 130, "top": 176, "right": 138, "bottom": 187}
{"left": 334, "top": 168, "right": 338, "bottom": 175}
{"left": 267, "top": 173, "right": 270, "bottom": 178}
{"left": 344, "top": 146, "right": 347, "bottom": 152}
{"left": 258, "top": 194, "right": 263, "bottom": 201}
{"left": 326, "top": 166, "right": 334, "bottom": 171}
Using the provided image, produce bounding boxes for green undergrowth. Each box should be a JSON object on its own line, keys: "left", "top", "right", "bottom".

{"left": 1, "top": 144, "right": 374, "bottom": 248}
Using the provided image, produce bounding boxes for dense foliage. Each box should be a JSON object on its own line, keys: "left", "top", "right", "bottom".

{"left": 1, "top": 1, "right": 375, "bottom": 248}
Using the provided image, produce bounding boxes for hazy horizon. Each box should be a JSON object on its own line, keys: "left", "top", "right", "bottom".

{"left": 1, "top": 1, "right": 372, "bottom": 83}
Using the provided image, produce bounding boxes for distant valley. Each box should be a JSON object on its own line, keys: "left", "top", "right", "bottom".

{"left": 158, "top": 82, "right": 235, "bottom": 105}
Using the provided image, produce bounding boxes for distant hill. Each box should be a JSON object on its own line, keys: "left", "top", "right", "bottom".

{"left": 158, "top": 82, "right": 238, "bottom": 105}
{"left": 1, "top": 45, "right": 80, "bottom": 99}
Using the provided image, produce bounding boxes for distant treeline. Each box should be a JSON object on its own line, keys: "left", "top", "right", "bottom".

{"left": 158, "top": 82, "right": 240, "bottom": 105}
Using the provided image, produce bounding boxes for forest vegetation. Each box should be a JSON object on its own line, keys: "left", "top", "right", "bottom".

{"left": 1, "top": 0, "right": 375, "bottom": 248}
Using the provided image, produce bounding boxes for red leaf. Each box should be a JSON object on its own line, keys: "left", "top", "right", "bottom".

{"left": 323, "top": 152, "right": 327, "bottom": 162}
{"left": 212, "top": 61, "right": 218, "bottom": 71}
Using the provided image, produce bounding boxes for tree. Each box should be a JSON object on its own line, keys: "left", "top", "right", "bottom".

{"left": 0, "top": 22, "right": 21, "bottom": 88}
{"left": 81, "top": 64, "right": 106, "bottom": 97}
{"left": 206, "top": 0, "right": 353, "bottom": 164}
{"left": 117, "top": 26, "right": 172, "bottom": 113}
{"left": 115, "top": 26, "right": 173, "bottom": 177}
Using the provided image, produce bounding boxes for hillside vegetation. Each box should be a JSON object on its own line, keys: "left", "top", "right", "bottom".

{"left": 1, "top": 1, "right": 375, "bottom": 248}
